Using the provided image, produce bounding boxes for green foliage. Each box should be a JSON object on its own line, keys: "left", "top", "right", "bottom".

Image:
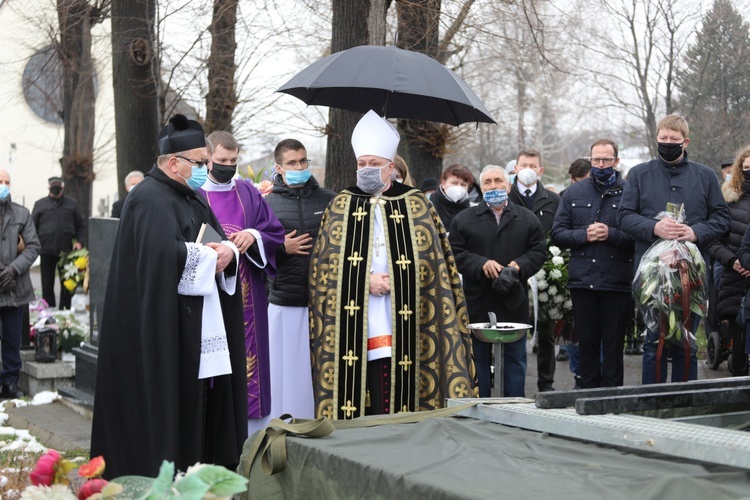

{"left": 676, "top": 0, "right": 750, "bottom": 165}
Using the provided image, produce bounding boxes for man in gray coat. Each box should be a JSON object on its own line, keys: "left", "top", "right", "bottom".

{"left": 0, "top": 169, "right": 41, "bottom": 398}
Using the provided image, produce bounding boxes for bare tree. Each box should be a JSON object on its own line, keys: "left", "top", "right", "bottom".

{"left": 324, "top": 0, "right": 390, "bottom": 192}
{"left": 205, "top": 0, "right": 238, "bottom": 134}
{"left": 57, "top": 0, "right": 110, "bottom": 221}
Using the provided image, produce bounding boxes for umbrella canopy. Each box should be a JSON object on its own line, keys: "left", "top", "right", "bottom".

{"left": 277, "top": 45, "right": 496, "bottom": 126}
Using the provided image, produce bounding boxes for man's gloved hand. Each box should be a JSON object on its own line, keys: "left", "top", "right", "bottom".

{"left": 0, "top": 267, "right": 17, "bottom": 293}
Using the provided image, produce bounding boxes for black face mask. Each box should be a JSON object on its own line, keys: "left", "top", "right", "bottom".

{"left": 49, "top": 185, "right": 62, "bottom": 196}
{"left": 210, "top": 163, "right": 237, "bottom": 184}
{"left": 657, "top": 142, "right": 684, "bottom": 163}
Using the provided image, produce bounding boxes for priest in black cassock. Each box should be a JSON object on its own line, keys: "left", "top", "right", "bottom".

{"left": 91, "top": 115, "right": 247, "bottom": 478}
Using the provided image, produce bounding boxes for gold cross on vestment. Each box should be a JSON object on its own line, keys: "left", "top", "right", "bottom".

{"left": 396, "top": 254, "right": 412, "bottom": 270}
{"left": 398, "top": 355, "right": 413, "bottom": 372}
{"left": 323, "top": 406, "right": 334, "bottom": 419}
{"left": 343, "top": 349, "right": 359, "bottom": 366}
{"left": 398, "top": 305, "right": 413, "bottom": 321}
{"left": 324, "top": 367, "right": 335, "bottom": 383}
{"left": 344, "top": 300, "right": 360, "bottom": 316}
{"left": 341, "top": 400, "right": 357, "bottom": 418}
{"left": 455, "top": 383, "right": 469, "bottom": 398}
{"left": 348, "top": 251, "right": 364, "bottom": 266}
{"left": 352, "top": 206, "right": 368, "bottom": 221}
{"left": 390, "top": 210, "right": 405, "bottom": 224}
{"left": 415, "top": 232, "right": 426, "bottom": 245}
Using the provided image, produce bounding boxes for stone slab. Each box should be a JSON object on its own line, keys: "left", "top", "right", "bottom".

{"left": 5, "top": 401, "right": 91, "bottom": 452}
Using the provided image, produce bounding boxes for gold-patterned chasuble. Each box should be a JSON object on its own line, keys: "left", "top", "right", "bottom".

{"left": 309, "top": 188, "right": 476, "bottom": 420}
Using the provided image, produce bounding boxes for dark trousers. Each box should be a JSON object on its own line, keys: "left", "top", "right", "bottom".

{"left": 0, "top": 306, "right": 24, "bottom": 384}
{"left": 536, "top": 320, "right": 555, "bottom": 390}
{"left": 40, "top": 254, "right": 71, "bottom": 309}
{"left": 570, "top": 289, "right": 629, "bottom": 388}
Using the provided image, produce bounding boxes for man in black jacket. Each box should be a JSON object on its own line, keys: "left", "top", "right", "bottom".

{"left": 265, "top": 139, "right": 335, "bottom": 420}
{"left": 552, "top": 140, "right": 634, "bottom": 388}
{"left": 31, "top": 177, "right": 85, "bottom": 309}
{"left": 509, "top": 150, "right": 561, "bottom": 392}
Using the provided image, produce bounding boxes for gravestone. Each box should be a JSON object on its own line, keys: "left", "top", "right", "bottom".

{"left": 59, "top": 217, "right": 118, "bottom": 408}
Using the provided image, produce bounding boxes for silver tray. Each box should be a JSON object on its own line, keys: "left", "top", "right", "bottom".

{"left": 468, "top": 322, "right": 532, "bottom": 344}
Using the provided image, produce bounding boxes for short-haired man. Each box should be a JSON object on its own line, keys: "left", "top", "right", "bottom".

{"left": 618, "top": 114, "right": 731, "bottom": 384}
{"left": 265, "top": 138, "right": 335, "bottom": 420}
{"left": 552, "top": 140, "right": 634, "bottom": 388}
{"left": 450, "top": 165, "right": 546, "bottom": 397}
{"left": 199, "top": 130, "right": 286, "bottom": 435}
{"left": 568, "top": 158, "right": 592, "bottom": 184}
{"left": 111, "top": 170, "right": 144, "bottom": 218}
{"left": 92, "top": 114, "right": 248, "bottom": 478}
{"left": 509, "top": 149, "right": 561, "bottom": 392}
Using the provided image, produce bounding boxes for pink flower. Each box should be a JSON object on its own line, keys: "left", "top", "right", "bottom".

{"left": 256, "top": 179, "right": 273, "bottom": 197}
{"left": 30, "top": 449, "right": 61, "bottom": 486}
{"left": 77, "top": 478, "right": 109, "bottom": 499}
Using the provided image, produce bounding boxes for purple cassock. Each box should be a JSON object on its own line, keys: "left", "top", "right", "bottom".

{"left": 200, "top": 179, "right": 285, "bottom": 419}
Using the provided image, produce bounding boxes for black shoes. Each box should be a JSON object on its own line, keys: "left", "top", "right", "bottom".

{"left": 537, "top": 385, "right": 555, "bottom": 393}
{"left": 573, "top": 376, "right": 583, "bottom": 390}
{"left": 1, "top": 381, "right": 25, "bottom": 399}
{"left": 556, "top": 349, "right": 569, "bottom": 362}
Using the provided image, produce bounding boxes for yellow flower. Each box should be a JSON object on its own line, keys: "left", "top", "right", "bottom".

{"left": 63, "top": 279, "right": 78, "bottom": 292}
{"left": 74, "top": 256, "right": 87, "bottom": 270}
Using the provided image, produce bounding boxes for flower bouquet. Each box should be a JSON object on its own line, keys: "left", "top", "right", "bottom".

{"left": 23, "top": 451, "right": 248, "bottom": 499}
{"left": 531, "top": 240, "right": 573, "bottom": 324}
{"left": 632, "top": 203, "right": 707, "bottom": 350}
{"left": 30, "top": 311, "right": 89, "bottom": 355}
{"left": 58, "top": 245, "right": 88, "bottom": 294}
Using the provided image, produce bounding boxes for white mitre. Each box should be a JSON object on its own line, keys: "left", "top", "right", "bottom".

{"left": 351, "top": 110, "right": 400, "bottom": 161}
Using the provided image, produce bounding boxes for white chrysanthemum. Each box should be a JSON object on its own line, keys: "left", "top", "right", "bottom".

{"left": 550, "top": 246, "right": 561, "bottom": 256}
{"left": 550, "top": 269, "right": 562, "bottom": 280}
{"left": 563, "top": 299, "right": 573, "bottom": 310}
{"left": 552, "top": 256, "right": 564, "bottom": 266}
{"left": 538, "top": 292, "right": 549, "bottom": 303}
{"left": 548, "top": 286, "right": 558, "bottom": 296}
{"left": 21, "top": 484, "right": 76, "bottom": 499}
{"left": 553, "top": 294, "right": 565, "bottom": 304}
{"left": 537, "top": 279, "right": 548, "bottom": 291}
{"left": 534, "top": 269, "right": 545, "bottom": 279}
{"left": 549, "top": 307, "right": 561, "bottom": 319}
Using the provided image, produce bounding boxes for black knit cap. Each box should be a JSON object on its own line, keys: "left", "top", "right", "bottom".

{"left": 158, "top": 114, "right": 206, "bottom": 155}
{"left": 720, "top": 158, "right": 734, "bottom": 168}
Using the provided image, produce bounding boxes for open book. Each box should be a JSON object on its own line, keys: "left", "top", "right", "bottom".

{"left": 196, "top": 223, "right": 223, "bottom": 244}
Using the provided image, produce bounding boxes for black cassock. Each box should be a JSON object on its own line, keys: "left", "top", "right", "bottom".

{"left": 91, "top": 166, "right": 247, "bottom": 479}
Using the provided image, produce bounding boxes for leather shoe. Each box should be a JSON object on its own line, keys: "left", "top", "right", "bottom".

{"left": 556, "top": 350, "right": 569, "bottom": 362}
{"left": 537, "top": 385, "right": 555, "bottom": 393}
{"left": 573, "top": 376, "right": 583, "bottom": 390}
{"left": 1, "top": 381, "right": 25, "bottom": 399}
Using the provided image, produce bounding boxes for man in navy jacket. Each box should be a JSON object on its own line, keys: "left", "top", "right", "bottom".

{"left": 618, "top": 115, "right": 730, "bottom": 384}
{"left": 552, "top": 139, "right": 634, "bottom": 388}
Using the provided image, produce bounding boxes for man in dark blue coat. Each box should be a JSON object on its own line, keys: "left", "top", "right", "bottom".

{"left": 552, "top": 139, "right": 634, "bottom": 388}
{"left": 450, "top": 165, "right": 546, "bottom": 397}
{"left": 618, "top": 114, "right": 730, "bottom": 384}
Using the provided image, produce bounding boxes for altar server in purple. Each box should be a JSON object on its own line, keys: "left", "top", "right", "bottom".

{"left": 200, "top": 131, "right": 285, "bottom": 436}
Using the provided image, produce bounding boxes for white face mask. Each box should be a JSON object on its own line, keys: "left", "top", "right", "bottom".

{"left": 444, "top": 185, "right": 468, "bottom": 203}
{"left": 517, "top": 168, "right": 537, "bottom": 187}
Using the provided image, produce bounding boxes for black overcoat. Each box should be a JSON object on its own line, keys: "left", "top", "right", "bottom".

{"left": 449, "top": 202, "right": 546, "bottom": 324}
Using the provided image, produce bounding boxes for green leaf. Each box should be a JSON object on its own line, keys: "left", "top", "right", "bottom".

{"left": 182, "top": 465, "right": 249, "bottom": 497}
{"left": 148, "top": 461, "right": 175, "bottom": 497}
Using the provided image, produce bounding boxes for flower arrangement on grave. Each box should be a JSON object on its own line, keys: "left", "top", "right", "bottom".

{"left": 58, "top": 244, "right": 88, "bottom": 294}
{"left": 23, "top": 451, "right": 248, "bottom": 499}
{"left": 532, "top": 239, "right": 573, "bottom": 324}
{"left": 632, "top": 203, "right": 706, "bottom": 346}
{"left": 30, "top": 311, "right": 88, "bottom": 355}
{"left": 243, "top": 163, "right": 275, "bottom": 197}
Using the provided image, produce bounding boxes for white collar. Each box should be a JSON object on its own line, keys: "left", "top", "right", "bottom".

{"left": 202, "top": 177, "right": 236, "bottom": 192}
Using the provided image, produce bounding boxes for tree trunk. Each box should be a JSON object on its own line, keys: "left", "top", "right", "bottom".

{"left": 111, "top": 0, "right": 159, "bottom": 201}
{"left": 325, "top": 0, "right": 389, "bottom": 192}
{"left": 205, "top": 0, "right": 238, "bottom": 134}
{"left": 396, "top": 0, "right": 449, "bottom": 185}
{"left": 57, "top": 0, "right": 97, "bottom": 222}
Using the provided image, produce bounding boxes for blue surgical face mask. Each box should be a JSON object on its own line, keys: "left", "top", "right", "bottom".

{"left": 177, "top": 160, "right": 208, "bottom": 190}
{"left": 283, "top": 168, "right": 312, "bottom": 187}
{"left": 0, "top": 185, "right": 9, "bottom": 200}
{"left": 483, "top": 189, "right": 508, "bottom": 208}
{"left": 508, "top": 173, "right": 516, "bottom": 185}
{"left": 726, "top": 173, "right": 732, "bottom": 182}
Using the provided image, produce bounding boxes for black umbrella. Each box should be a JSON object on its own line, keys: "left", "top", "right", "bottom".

{"left": 276, "top": 45, "right": 495, "bottom": 126}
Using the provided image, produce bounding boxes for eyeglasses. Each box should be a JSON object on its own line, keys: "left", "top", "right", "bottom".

{"left": 176, "top": 156, "right": 209, "bottom": 168}
{"left": 588, "top": 157, "right": 617, "bottom": 166}
{"left": 281, "top": 159, "right": 311, "bottom": 168}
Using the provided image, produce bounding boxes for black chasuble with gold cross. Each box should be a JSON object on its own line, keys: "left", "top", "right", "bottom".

{"left": 310, "top": 181, "right": 476, "bottom": 420}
